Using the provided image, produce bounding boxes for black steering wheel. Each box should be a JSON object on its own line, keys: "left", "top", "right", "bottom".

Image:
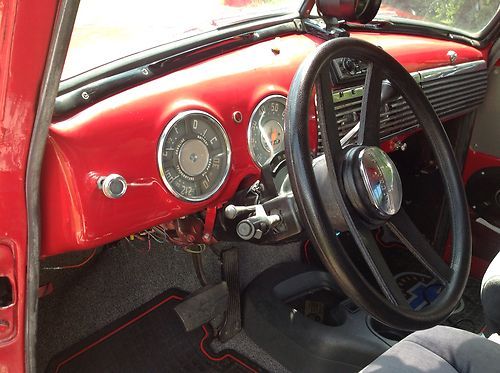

{"left": 284, "top": 38, "right": 471, "bottom": 330}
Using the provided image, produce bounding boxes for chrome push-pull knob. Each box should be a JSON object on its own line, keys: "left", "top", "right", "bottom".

{"left": 224, "top": 204, "right": 256, "bottom": 220}
{"left": 97, "top": 174, "right": 127, "bottom": 199}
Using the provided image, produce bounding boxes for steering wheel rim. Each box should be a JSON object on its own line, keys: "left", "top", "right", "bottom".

{"left": 285, "top": 38, "right": 471, "bottom": 331}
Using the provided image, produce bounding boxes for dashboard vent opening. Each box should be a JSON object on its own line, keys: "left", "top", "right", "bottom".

{"left": 421, "top": 68, "right": 488, "bottom": 119}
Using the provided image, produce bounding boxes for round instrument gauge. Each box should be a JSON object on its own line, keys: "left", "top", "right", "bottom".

{"left": 248, "top": 95, "right": 286, "bottom": 167}
{"left": 158, "top": 111, "right": 231, "bottom": 202}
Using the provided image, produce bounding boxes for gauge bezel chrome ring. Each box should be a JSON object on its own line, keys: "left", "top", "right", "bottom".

{"left": 247, "top": 94, "right": 287, "bottom": 168}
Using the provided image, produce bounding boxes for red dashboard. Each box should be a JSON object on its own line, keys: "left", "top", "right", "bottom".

{"left": 41, "top": 32, "right": 484, "bottom": 257}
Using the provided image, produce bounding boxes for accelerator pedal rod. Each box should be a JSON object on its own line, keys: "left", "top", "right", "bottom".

{"left": 218, "top": 248, "right": 241, "bottom": 342}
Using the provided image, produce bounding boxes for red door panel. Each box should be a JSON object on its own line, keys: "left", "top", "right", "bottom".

{"left": 0, "top": 0, "right": 58, "bottom": 370}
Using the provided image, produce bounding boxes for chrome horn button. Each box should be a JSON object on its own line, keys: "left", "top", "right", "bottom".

{"left": 344, "top": 146, "right": 402, "bottom": 221}
{"left": 358, "top": 147, "right": 402, "bottom": 216}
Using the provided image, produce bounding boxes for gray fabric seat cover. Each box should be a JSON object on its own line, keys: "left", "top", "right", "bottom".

{"left": 361, "top": 325, "right": 500, "bottom": 372}
{"left": 481, "top": 250, "right": 500, "bottom": 332}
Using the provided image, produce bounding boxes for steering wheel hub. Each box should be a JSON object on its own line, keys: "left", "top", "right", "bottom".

{"left": 344, "top": 146, "right": 402, "bottom": 220}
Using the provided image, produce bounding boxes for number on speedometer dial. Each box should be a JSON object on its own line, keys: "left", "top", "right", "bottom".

{"left": 158, "top": 111, "right": 231, "bottom": 202}
{"left": 248, "top": 95, "right": 286, "bottom": 167}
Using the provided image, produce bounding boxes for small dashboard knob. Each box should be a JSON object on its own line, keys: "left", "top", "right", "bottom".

{"left": 97, "top": 174, "right": 127, "bottom": 199}
{"left": 237, "top": 219, "right": 257, "bottom": 240}
{"left": 342, "top": 57, "right": 356, "bottom": 75}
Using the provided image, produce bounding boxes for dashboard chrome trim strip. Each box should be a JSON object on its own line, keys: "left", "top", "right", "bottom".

{"left": 418, "top": 60, "right": 487, "bottom": 82}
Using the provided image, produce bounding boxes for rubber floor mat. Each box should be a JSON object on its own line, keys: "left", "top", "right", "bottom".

{"left": 46, "top": 289, "right": 262, "bottom": 373}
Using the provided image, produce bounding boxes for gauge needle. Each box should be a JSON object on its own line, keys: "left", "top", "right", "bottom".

{"left": 271, "top": 128, "right": 278, "bottom": 144}
{"left": 258, "top": 118, "right": 273, "bottom": 154}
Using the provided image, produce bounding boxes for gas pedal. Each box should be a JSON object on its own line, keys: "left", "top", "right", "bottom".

{"left": 174, "top": 282, "right": 228, "bottom": 332}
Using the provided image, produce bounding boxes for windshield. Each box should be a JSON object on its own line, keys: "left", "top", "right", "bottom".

{"left": 376, "top": 0, "right": 499, "bottom": 34}
{"left": 62, "top": 0, "right": 300, "bottom": 80}
{"left": 63, "top": 0, "right": 499, "bottom": 81}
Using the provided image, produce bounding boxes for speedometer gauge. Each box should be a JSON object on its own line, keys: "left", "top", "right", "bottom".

{"left": 248, "top": 95, "right": 286, "bottom": 167}
{"left": 158, "top": 111, "right": 231, "bottom": 202}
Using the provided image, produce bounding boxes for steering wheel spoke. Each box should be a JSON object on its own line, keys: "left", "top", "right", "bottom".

{"left": 386, "top": 209, "right": 453, "bottom": 284}
{"left": 316, "top": 67, "right": 343, "bottom": 161}
{"left": 358, "top": 63, "right": 383, "bottom": 147}
{"left": 355, "top": 223, "right": 410, "bottom": 308}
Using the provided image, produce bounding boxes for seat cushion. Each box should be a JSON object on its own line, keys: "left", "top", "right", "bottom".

{"left": 481, "top": 250, "right": 500, "bottom": 332}
{"left": 361, "top": 325, "right": 500, "bottom": 372}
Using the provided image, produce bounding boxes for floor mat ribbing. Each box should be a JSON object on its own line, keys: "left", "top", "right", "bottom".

{"left": 46, "top": 289, "right": 262, "bottom": 373}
